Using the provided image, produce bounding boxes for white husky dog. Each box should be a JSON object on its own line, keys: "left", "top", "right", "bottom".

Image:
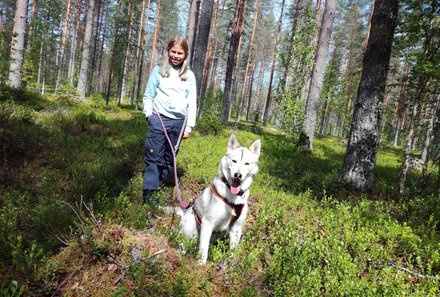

{"left": 175, "top": 134, "right": 260, "bottom": 264}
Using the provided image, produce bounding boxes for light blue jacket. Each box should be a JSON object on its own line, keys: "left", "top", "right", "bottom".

{"left": 143, "top": 65, "right": 197, "bottom": 133}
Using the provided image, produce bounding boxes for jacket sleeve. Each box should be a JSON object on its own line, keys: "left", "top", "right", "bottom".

{"left": 185, "top": 72, "right": 197, "bottom": 133}
{"left": 142, "top": 66, "right": 160, "bottom": 118}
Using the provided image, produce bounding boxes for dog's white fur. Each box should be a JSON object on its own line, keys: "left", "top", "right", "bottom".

{"left": 175, "top": 134, "right": 260, "bottom": 264}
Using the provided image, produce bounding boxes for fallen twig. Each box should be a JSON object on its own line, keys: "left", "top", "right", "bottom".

{"left": 113, "top": 249, "right": 167, "bottom": 285}
{"left": 388, "top": 262, "right": 440, "bottom": 280}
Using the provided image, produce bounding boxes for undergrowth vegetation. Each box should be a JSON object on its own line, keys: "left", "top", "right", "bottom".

{"left": 0, "top": 88, "right": 439, "bottom": 296}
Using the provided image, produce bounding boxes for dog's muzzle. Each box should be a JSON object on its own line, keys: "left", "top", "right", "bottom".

{"left": 230, "top": 173, "right": 242, "bottom": 195}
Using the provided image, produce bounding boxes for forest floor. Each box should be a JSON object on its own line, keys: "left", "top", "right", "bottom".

{"left": 0, "top": 89, "right": 439, "bottom": 296}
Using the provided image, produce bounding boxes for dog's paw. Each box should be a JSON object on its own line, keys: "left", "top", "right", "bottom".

{"left": 178, "top": 242, "right": 187, "bottom": 255}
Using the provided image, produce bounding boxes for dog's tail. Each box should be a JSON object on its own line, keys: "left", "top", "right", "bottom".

{"left": 159, "top": 206, "right": 185, "bottom": 217}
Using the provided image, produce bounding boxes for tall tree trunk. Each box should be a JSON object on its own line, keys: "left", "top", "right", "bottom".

{"left": 105, "top": 0, "right": 123, "bottom": 105}
{"left": 297, "top": 0, "right": 335, "bottom": 151}
{"left": 89, "top": 0, "right": 103, "bottom": 95}
{"left": 68, "top": 0, "right": 81, "bottom": 85}
{"left": 26, "top": 0, "right": 38, "bottom": 50}
{"left": 341, "top": 8, "right": 360, "bottom": 130}
{"left": 398, "top": 99, "right": 419, "bottom": 194}
{"left": 77, "top": 0, "right": 95, "bottom": 100}
{"left": 7, "top": 0, "right": 29, "bottom": 88}
{"left": 192, "top": 0, "right": 214, "bottom": 106}
{"left": 254, "top": 59, "right": 266, "bottom": 120}
{"left": 237, "top": 1, "right": 259, "bottom": 122}
{"left": 341, "top": 0, "right": 399, "bottom": 191}
{"left": 130, "top": 0, "right": 150, "bottom": 106}
{"left": 245, "top": 59, "right": 257, "bottom": 121}
{"left": 263, "top": 0, "right": 285, "bottom": 126}
{"left": 417, "top": 97, "right": 439, "bottom": 193}
{"left": 379, "top": 62, "right": 398, "bottom": 137}
{"left": 187, "top": 0, "right": 201, "bottom": 66}
{"left": 119, "top": 2, "right": 135, "bottom": 105}
{"left": 55, "top": 0, "right": 73, "bottom": 94}
{"left": 37, "top": 35, "right": 44, "bottom": 92}
{"left": 97, "top": 2, "right": 109, "bottom": 93}
{"left": 221, "top": 0, "right": 245, "bottom": 124}
{"left": 199, "top": 0, "right": 219, "bottom": 117}
{"left": 149, "top": 0, "right": 161, "bottom": 74}
{"left": 392, "top": 60, "right": 409, "bottom": 147}
{"left": 279, "top": 0, "right": 304, "bottom": 94}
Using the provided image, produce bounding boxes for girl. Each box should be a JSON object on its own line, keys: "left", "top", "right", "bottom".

{"left": 142, "top": 35, "right": 197, "bottom": 204}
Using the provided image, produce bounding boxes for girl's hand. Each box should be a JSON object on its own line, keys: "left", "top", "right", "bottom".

{"left": 183, "top": 132, "right": 190, "bottom": 139}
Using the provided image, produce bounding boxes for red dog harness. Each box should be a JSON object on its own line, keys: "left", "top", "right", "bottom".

{"left": 193, "top": 184, "right": 245, "bottom": 228}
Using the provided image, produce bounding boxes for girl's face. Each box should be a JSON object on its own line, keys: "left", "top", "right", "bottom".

{"left": 168, "top": 44, "right": 186, "bottom": 67}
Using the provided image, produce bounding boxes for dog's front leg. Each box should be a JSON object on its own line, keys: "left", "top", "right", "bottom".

{"left": 229, "top": 225, "right": 243, "bottom": 250}
{"left": 198, "top": 222, "right": 213, "bottom": 265}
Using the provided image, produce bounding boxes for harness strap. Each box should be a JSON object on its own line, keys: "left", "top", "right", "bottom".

{"left": 191, "top": 185, "right": 245, "bottom": 229}
{"left": 210, "top": 184, "right": 244, "bottom": 226}
{"left": 193, "top": 207, "right": 202, "bottom": 226}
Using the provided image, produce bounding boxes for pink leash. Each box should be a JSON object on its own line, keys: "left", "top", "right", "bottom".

{"left": 153, "top": 106, "right": 190, "bottom": 209}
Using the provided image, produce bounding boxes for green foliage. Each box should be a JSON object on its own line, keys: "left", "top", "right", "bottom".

{"left": 1, "top": 91, "right": 439, "bottom": 295}
{"left": 195, "top": 113, "right": 225, "bottom": 136}
{"left": 0, "top": 280, "right": 24, "bottom": 297}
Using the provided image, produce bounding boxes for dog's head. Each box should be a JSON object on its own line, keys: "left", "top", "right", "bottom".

{"left": 220, "top": 134, "right": 260, "bottom": 195}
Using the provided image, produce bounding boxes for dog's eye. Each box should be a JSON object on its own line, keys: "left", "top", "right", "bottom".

{"left": 245, "top": 162, "right": 250, "bottom": 166}
{"left": 232, "top": 160, "right": 237, "bottom": 163}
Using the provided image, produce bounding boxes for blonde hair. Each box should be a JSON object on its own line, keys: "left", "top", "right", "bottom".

{"left": 159, "top": 35, "right": 190, "bottom": 81}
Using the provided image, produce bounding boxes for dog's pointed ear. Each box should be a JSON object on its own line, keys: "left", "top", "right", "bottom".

{"left": 249, "top": 139, "right": 261, "bottom": 157}
{"left": 227, "top": 134, "right": 241, "bottom": 152}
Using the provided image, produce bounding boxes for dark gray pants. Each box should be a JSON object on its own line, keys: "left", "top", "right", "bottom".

{"left": 142, "top": 113, "right": 184, "bottom": 194}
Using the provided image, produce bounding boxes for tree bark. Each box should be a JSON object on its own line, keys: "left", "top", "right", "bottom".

{"left": 55, "top": 0, "right": 72, "bottom": 94}
{"left": 297, "top": 0, "right": 335, "bottom": 151}
{"left": 199, "top": 0, "right": 219, "bottom": 117}
{"left": 187, "top": 0, "right": 201, "bottom": 66}
{"left": 68, "top": 0, "right": 81, "bottom": 85}
{"left": 262, "top": 0, "right": 285, "bottom": 126}
{"left": 398, "top": 99, "right": 418, "bottom": 194}
{"left": 105, "top": 0, "right": 123, "bottom": 105}
{"left": 417, "top": 97, "right": 439, "bottom": 193}
{"left": 392, "top": 59, "right": 409, "bottom": 147}
{"left": 130, "top": 0, "right": 151, "bottom": 106}
{"left": 192, "top": 0, "right": 214, "bottom": 105}
{"left": 149, "top": 0, "right": 161, "bottom": 74}
{"left": 237, "top": 1, "right": 259, "bottom": 122}
{"left": 89, "top": 0, "right": 104, "bottom": 95}
{"left": 341, "top": 0, "right": 399, "bottom": 191}
{"left": 119, "top": 2, "right": 135, "bottom": 105}
{"left": 26, "top": 0, "right": 38, "bottom": 50}
{"left": 221, "top": 0, "right": 245, "bottom": 124}
{"left": 278, "top": 0, "right": 304, "bottom": 94}
{"left": 77, "top": 0, "right": 95, "bottom": 101}
{"left": 245, "top": 59, "right": 257, "bottom": 121}
{"left": 7, "top": 0, "right": 29, "bottom": 88}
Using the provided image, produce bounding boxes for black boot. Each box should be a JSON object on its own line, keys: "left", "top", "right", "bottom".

{"left": 143, "top": 189, "right": 158, "bottom": 205}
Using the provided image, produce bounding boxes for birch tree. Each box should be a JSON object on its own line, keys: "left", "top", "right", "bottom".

{"left": 297, "top": 0, "right": 336, "bottom": 151}
{"left": 7, "top": 0, "right": 29, "bottom": 88}
{"left": 341, "top": 0, "right": 399, "bottom": 191}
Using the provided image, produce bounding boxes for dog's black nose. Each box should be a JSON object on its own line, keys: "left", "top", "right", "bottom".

{"left": 234, "top": 173, "right": 242, "bottom": 179}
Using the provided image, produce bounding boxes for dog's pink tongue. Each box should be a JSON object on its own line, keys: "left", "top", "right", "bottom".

{"left": 231, "top": 185, "right": 241, "bottom": 195}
